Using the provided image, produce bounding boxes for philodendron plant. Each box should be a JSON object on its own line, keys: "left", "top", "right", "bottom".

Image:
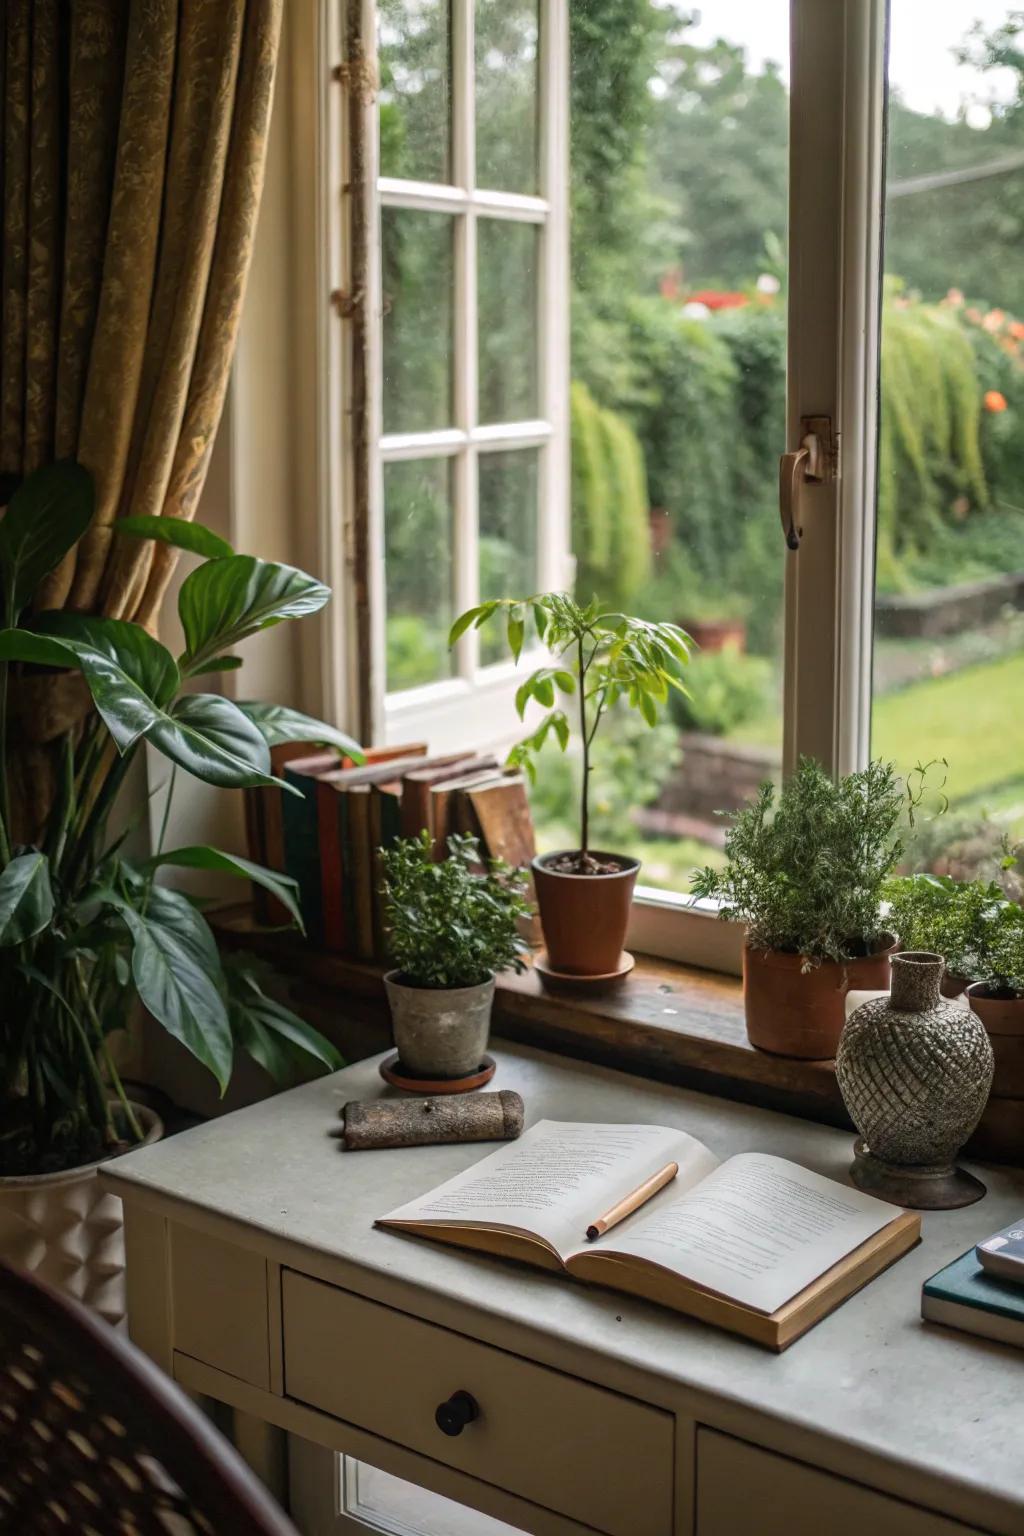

{"left": 0, "top": 461, "right": 358, "bottom": 1176}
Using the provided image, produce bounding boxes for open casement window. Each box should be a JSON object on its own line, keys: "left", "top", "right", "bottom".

{"left": 331, "top": 0, "right": 1024, "bottom": 972}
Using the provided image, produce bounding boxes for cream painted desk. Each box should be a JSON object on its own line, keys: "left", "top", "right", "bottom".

{"left": 100, "top": 1045, "right": 1024, "bottom": 1536}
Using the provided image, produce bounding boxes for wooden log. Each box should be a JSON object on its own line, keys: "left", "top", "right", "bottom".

{"left": 341, "top": 1090, "right": 525, "bottom": 1151}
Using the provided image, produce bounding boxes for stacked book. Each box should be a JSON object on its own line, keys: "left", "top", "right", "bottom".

{"left": 922, "top": 1219, "right": 1024, "bottom": 1348}
{"left": 244, "top": 743, "right": 536, "bottom": 959}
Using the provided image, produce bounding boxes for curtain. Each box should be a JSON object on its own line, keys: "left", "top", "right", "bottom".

{"left": 0, "top": 0, "right": 282, "bottom": 831}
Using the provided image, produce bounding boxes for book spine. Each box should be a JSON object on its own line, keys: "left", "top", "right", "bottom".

{"left": 283, "top": 768, "right": 325, "bottom": 947}
{"left": 400, "top": 779, "right": 431, "bottom": 840}
{"left": 318, "top": 783, "right": 346, "bottom": 953}
{"left": 371, "top": 788, "right": 403, "bottom": 960}
{"left": 349, "top": 790, "right": 375, "bottom": 960}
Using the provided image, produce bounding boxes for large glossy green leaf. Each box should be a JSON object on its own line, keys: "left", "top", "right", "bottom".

{"left": 225, "top": 960, "right": 342, "bottom": 1083}
{"left": 146, "top": 845, "right": 304, "bottom": 931}
{"left": 147, "top": 693, "right": 288, "bottom": 790}
{"left": 111, "top": 885, "right": 232, "bottom": 1091}
{"left": 116, "top": 515, "right": 233, "bottom": 560}
{"left": 235, "top": 701, "right": 363, "bottom": 760}
{"left": 179, "top": 556, "right": 331, "bottom": 670}
{"left": 0, "top": 461, "right": 94, "bottom": 620}
{"left": 0, "top": 853, "right": 54, "bottom": 947}
{"left": 37, "top": 612, "right": 180, "bottom": 710}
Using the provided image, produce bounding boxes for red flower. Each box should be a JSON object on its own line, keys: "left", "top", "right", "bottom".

{"left": 685, "top": 289, "right": 748, "bottom": 311}
{"left": 984, "top": 390, "right": 1008, "bottom": 413}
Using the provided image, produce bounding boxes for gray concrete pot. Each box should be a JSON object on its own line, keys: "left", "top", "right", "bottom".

{"left": 384, "top": 971, "right": 495, "bottom": 1079}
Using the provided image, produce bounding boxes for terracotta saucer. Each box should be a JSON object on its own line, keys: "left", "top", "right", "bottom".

{"left": 379, "top": 1053, "right": 496, "bottom": 1095}
{"left": 533, "top": 951, "right": 635, "bottom": 994}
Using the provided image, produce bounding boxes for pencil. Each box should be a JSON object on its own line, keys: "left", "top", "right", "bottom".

{"left": 585, "top": 1160, "right": 679, "bottom": 1241}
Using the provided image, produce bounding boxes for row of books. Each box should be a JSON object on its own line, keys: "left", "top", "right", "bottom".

{"left": 244, "top": 742, "right": 536, "bottom": 960}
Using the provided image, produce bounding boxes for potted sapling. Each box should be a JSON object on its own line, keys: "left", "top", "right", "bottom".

{"left": 691, "top": 758, "right": 918, "bottom": 1059}
{"left": 449, "top": 594, "right": 692, "bottom": 979}
{"left": 966, "top": 900, "right": 1024, "bottom": 1098}
{"left": 380, "top": 832, "right": 531, "bottom": 1079}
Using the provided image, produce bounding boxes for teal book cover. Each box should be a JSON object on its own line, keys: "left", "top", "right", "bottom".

{"left": 282, "top": 766, "right": 325, "bottom": 948}
{"left": 923, "top": 1249, "right": 1024, "bottom": 1322}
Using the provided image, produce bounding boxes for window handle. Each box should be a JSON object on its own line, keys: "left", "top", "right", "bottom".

{"left": 779, "top": 416, "right": 835, "bottom": 551}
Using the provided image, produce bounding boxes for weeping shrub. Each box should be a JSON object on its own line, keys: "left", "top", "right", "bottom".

{"left": 570, "top": 380, "right": 651, "bottom": 608}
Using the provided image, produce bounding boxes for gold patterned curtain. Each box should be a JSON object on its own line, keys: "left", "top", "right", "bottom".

{"left": 1, "top": 0, "right": 282, "bottom": 634}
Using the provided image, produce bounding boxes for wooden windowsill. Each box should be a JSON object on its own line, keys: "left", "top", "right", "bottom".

{"left": 210, "top": 906, "right": 1021, "bottom": 1163}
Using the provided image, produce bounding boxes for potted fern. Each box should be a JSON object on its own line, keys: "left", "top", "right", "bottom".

{"left": 379, "top": 832, "right": 530, "bottom": 1078}
{"left": 449, "top": 594, "right": 691, "bottom": 979}
{"left": 0, "top": 461, "right": 353, "bottom": 1310}
{"left": 691, "top": 759, "right": 910, "bottom": 1059}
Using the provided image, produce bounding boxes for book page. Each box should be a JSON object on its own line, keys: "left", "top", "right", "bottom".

{"left": 586, "top": 1153, "right": 903, "bottom": 1313}
{"left": 378, "top": 1120, "right": 719, "bottom": 1261}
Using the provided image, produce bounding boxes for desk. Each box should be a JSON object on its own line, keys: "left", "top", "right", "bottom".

{"left": 101, "top": 1045, "right": 1024, "bottom": 1536}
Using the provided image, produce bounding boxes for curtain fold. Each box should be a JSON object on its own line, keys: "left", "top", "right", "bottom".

{"left": 2, "top": 0, "right": 283, "bottom": 627}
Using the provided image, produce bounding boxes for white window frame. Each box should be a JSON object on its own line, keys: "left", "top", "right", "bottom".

{"left": 369, "top": 0, "right": 571, "bottom": 753}
{"left": 323, "top": 0, "right": 891, "bottom": 974}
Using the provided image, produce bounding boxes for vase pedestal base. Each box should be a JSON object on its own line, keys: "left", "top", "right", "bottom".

{"left": 850, "top": 1138, "right": 987, "bottom": 1210}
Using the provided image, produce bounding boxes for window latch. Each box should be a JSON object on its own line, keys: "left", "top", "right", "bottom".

{"left": 779, "top": 415, "right": 837, "bottom": 551}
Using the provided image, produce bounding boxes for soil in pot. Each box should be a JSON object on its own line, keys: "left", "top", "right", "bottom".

{"left": 384, "top": 971, "right": 495, "bottom": 1080}
{"left": 744, "top": 933, "right": 898, "bottom": 1060}
{"left": 966, "top": 982, "right": 1024, "bottom": 1098}
{"left": 532, "top": 851, "right": 640, "bottom": 976}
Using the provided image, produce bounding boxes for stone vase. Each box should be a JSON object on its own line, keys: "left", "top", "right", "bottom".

{"left": 836, "top": 951, "right": 994, "bottom": 1209}
{"left": 384, "top": 972, "right": 495, "bottom": 1080}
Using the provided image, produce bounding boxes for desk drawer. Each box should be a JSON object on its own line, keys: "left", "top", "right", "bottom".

{"left": 696, "top": 1430, "right": 990, "bottom": 1536}
{"left": 282, "top": 1270, "right": 673, "bottom": 1536}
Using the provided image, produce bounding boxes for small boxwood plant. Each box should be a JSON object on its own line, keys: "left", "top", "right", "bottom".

{"left": 883, "top": 874, "right": 1003, "bottom": 981}
{"left": 380, "top": 832, "right": 531, "bottom": 989}
{"left": 981, "top": 901, "right": 1024, "bottom": 997}
{"left": 691, "top": 757, "right": 931, "bottom": 965}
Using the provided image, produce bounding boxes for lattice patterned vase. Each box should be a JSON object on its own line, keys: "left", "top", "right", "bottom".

{"left": 836, "top": 951, "right": 994, "bottom": 1209}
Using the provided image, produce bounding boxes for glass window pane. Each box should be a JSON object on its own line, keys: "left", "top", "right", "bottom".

{"left": 479, "top": 448, "right": 539, "bottom": 663}
{"left": 384, "top": 458, "right": 455, "bottom": 690}
{"left": 526, "top": 2, "right": 789, "bottom": 891}
{"left": 382, "top": 208, "right": 454, "bottom": 435}
{"left": 344, "top": 1456, "right": 527, "bottom": 1534}
{"left": 475, "top": 0, "right": 539, "bottom": 194}
{"left": 378, "top": 0, "right": 451, "bottom": 183}
{"left": 873, "top": 3, "right": 1024, "bottom": 879}
{"left": 477, "top": 219, "right": 539, "bottom": 423}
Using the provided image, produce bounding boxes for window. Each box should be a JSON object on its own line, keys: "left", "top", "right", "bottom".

{"left": 328, "top": 0, "right": 1022, "bottom": 965}
{"left": 372, "top": 0, "right": 570, "bottom": 748}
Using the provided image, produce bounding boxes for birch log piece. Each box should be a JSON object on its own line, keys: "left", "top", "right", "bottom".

{"left": 341, "top": 1091, "right": 525, "bottom": 1150}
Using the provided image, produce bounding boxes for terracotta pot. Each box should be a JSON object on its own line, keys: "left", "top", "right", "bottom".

{"left": 966, "top": 983, "right": 1024, "bottom": 1098}
{"left": 0, "top": 1103, "right": 162, "bottom": 1328}
{"left": 744, "top": 934, "right": 898, "bottom": 1060}
{"left": 940, "top": 970, "right": 970, "bottom": 999}
{"left": 532, "top": 851, "right": 640, "bottom": 976}
{"left": 679, "top": 617, "right": 746, "bottom": 654}
{"left": 384, "top": 971, "right": 494, "bottom": 1079}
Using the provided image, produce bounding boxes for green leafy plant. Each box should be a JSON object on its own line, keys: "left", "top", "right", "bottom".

{"left": 380, "top": 832, "right": 531, "bottom": 989}
{"left": 0, "top": 461, "right": 356, "bottom": 1176}
{"left": 883, "top": 874, "right": 1004, "bottom": 980}
{"left": 691, "top": 757, "right": 927, "bottom": 965}
{"left": 984, "top": 901, "right": 1024, "bottom": 996}
{"left": 449, "top": 592, "right": 691, "bottom": 869}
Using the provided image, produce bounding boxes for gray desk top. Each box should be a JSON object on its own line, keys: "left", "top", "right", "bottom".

{"left": 106, "top": 1045, "right": 1024, "bottom": 1525}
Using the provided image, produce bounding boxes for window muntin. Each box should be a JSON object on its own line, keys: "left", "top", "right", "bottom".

{"left": 377, "top": 0, "right": 564, "bottom": 703}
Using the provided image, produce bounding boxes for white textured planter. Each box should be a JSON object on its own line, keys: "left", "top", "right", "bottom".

{"left": 0, "top": 1103, "right": 162, "bottom": 1328}
{"left": 384, "top": 971, "right": 495, "bottom": 1078}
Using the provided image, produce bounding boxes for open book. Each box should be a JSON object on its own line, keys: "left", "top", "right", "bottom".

{"left": 378, "top": 1121, "right": 921, "bottom": 1350}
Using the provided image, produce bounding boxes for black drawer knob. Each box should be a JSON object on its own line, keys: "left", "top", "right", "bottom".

{"left": 435, "top": 1389, "right": 479, "bottom": 1437}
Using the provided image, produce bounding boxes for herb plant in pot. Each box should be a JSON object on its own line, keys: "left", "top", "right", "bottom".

{"left": 966, "top": 901, "right": 1024, "bottom": 1098}
{"left": 691, "top": 758, "right": 911, "bottom": 1059}
{"left": 883, "top": 874, "right": 999, "bottom": 996}
{"left": 449, "top": 594, "right": 691, "bottom": 979}
{"left": 0, "top": 462, "right": 350, "bottom": 1316}
{"left": 380, "top": 832, "right": 530, "bottom": 1080}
